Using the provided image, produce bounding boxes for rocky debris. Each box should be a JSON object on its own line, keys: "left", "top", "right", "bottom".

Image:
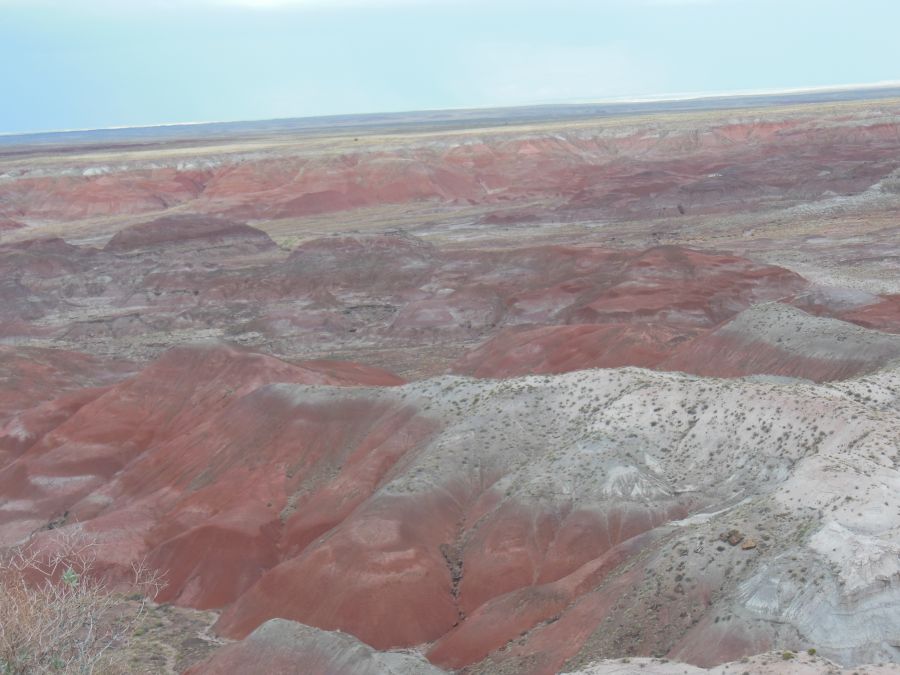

{"left": 720, "top": 530, "right": 745, "bottom": 546}
{"left": 114, "top": 601, "right": 224, "bottom": 674}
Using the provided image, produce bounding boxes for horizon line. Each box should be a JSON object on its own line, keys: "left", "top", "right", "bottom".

{"left": 3, "top": 79, "right": 900, "bottom": 139}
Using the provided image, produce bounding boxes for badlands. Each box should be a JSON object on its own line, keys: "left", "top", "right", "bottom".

{"left": 3, "top": 90, "right": 900, "bottom": 673}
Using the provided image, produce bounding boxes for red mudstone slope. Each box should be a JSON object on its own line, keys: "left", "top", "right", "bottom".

{"left": 453, "top": 301, "right": 900, "bottom": 383}
{"left": 452, "top": 323, "right": 698, "bottom": 378}
{"left": 0, "top": 344, "right": 403, "bottom": 546}
{"left": 0, "top": 167, "right": 211, "bottom": 222}
{"left": 4, "top": 108, "right": 900, "bottom": 226}
{"left": 0, "top": 346, "right": 131, "bottom": 426}
{"left": 0, "top": 346, "right": 134, "bottom": 466}
{"left": 838, "top": 295, "right": 900, "bottom": 333}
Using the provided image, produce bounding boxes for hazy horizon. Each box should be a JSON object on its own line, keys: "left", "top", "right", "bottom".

{"left": 3, "top": 0, "right": 900, "bottom": 134}
{"left": 3, "top": 80, "right": 900, "bottom": 138}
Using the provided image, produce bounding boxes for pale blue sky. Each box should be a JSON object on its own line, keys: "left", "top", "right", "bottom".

{"left": 1, "top": 0, "right": 898, "bottom": 133}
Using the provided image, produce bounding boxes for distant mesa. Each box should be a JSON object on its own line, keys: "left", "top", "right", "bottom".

{"left": 0, "top": 237, "right": 99, "bottom": 319}
{"left": 286, "top": 232, "right": 435, "bottom": 270}
{"left": 103, "top": 215, "right": 276, "bottom": 253}
{"left": 1, "top": 236, "right": 81, "bottom": 255}
{"left": 0, "top": 217, "right": 25, "bottom": 232}
{"left": 480, "top": 210, "right": 541, "bottom": 225}
{"left": 285, "top": 232, "right": 437, "bottom": 290}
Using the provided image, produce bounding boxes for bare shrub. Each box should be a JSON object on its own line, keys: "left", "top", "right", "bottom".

{"left": 0, "top": 530, "right": 164, "bottom": 674}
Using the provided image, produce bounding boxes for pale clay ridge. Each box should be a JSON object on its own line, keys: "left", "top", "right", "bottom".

{"left": 213, "top": 619, "right": 900, "bottom": 674}
{"left": 720, "top": 302, "right": 900, "bottom": 361}
{"left": 253, "top": 360, "right": 900, "bottom": 666}
{"left": 247, "top": 619, "right": 446, "bottom": 675}
{"left": 565, "top": 652, "right": 900, "bottom": 674}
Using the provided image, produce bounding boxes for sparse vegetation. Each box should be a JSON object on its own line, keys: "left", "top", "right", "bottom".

{"left": 0, "top": 532, "right": 164, "bottom": 675}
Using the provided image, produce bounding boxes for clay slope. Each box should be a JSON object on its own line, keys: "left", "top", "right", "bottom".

{"left": 451, "top": 323, "right": 698, "bottom": 378}
{"left": 185, "top": 619, "right": 445, "bottom": 675}
{"left": 3, "top": 349, "right": 900, "bottom": 672}
{"left": 792, "top": 285, "right": 900, "bottom": 334}
{"left": 659, "top": 302, "right": 900, "bottom": 381}
{"left": 453, "top": 302, "right": 900, "bottom": 383}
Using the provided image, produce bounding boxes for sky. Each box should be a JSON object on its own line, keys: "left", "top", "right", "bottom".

{"left": 1, "top": 0, "right": 899, "bottom": 134}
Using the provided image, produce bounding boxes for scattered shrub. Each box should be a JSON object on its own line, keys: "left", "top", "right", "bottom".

{"left": 0, "top": 531, "right": 164, "bottom": 674}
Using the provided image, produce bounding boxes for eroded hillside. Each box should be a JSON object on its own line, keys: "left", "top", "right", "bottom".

{"left": 2, "top": 96, "right": 900, "bottom": 674}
